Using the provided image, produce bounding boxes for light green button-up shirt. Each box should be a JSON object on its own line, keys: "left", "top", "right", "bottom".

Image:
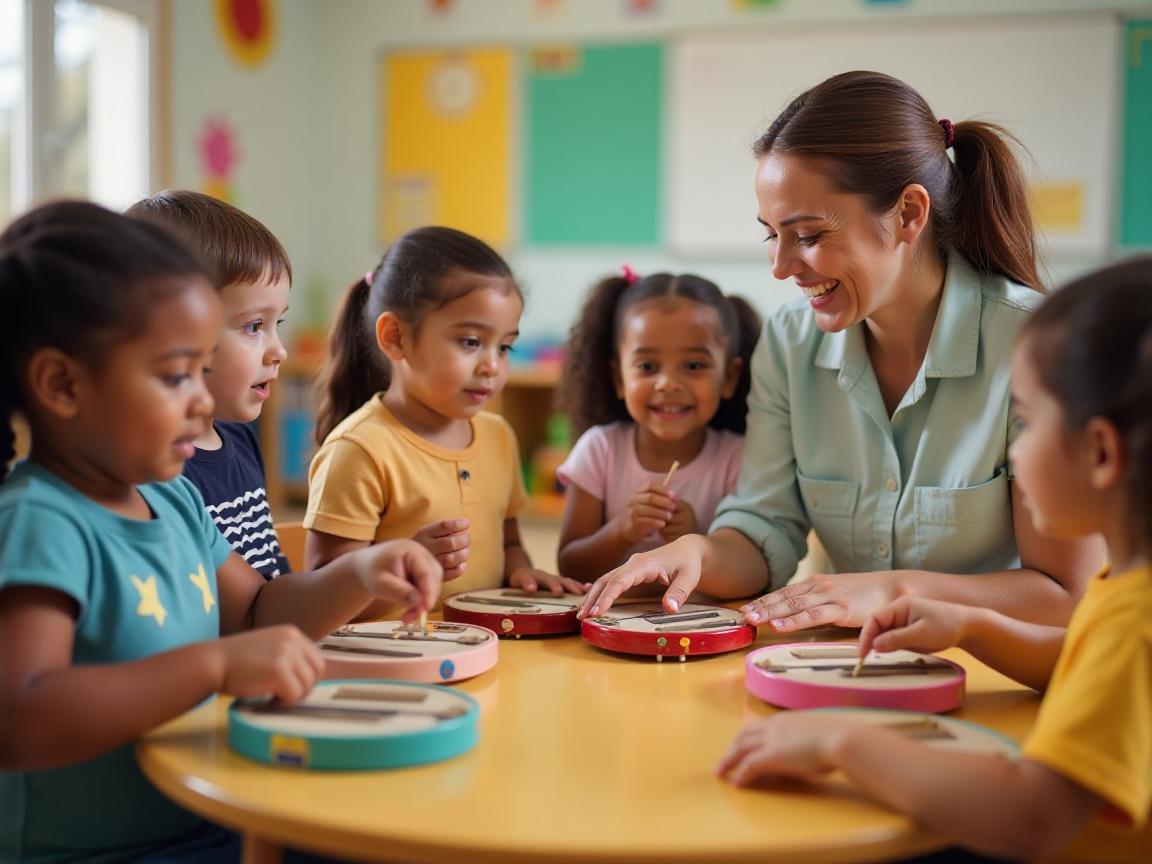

{"left": 711, "top": 251, "right": 1042, "bottom": 589}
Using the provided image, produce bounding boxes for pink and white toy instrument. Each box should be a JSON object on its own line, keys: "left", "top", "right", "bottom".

{"left": 745, "top": 643, "right": 965, "bottom": 713}
{"left": 320, "top": 620, "right": 498, "bottom": 684}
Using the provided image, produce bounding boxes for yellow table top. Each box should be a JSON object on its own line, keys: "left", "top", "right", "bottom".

{"left": 137, "top": 628, "right": 1042, "bottom": 864}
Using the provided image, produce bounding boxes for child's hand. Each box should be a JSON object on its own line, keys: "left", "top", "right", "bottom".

{"left": 508, "top": 566, "right": 590, "bottom": 596}
{"left": 717, "top": 713, "right": 856, "bottom": 786}
{"left": 618, "top": 482, "right": 676, "bottom": 544}
{"left": 858, "top": 596, "right": 975, "bottom": 658}
{"left": 660, "top": 498, "right": 698, "bottom": 542}
{"left": 217, "top": 625, "right": 325, "bottom": 704}
{"left": 351, "top": 540, "right": 443, "bottom": 624}
{"left": 412, "top": 518, "right": 471, "bottom": 581}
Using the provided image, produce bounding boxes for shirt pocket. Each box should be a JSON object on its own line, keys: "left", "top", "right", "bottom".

{"left": 913, "top": 469, "right": 1013, "bottom": 573}
{"left": 797, "top": 472, "right": 859, "bottom": 569}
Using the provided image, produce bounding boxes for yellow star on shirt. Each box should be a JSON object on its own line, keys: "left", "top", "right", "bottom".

{"left": 188, "top": 564, "right": 216, "bottom": 615}
{"left": 130, "top": 574, "right": 168, "bottom": 627}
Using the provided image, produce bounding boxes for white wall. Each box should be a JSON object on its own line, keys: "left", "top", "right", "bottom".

{"left": 168, "top": 0, "right": 1152, "bottom": 340}
{"left": 168, "top": 0, "right": 323, "bottom": 321}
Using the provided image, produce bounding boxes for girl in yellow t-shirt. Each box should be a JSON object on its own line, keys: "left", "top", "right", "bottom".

{"left": 719, "top": 257, "right": 1152, "bottom": 863}
{"left": 305, "top": 226, "right": 586, "bottom": 603}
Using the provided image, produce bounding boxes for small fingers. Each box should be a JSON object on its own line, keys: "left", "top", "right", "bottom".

{"left": 442, "top": 562, "right": 467, "bottom": 582}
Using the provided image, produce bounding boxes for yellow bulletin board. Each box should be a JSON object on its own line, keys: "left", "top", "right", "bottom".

{"left": 380, "top": 48, "right": 513, "bottom": 249}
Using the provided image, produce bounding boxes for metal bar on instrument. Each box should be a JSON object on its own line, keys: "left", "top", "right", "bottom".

{"left": 320, "top": 644, "right": 424, "bottom": 658}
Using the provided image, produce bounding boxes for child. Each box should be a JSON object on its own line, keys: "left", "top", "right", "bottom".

{"left": 127, "top": 190, "right": 291, "bottom": 579}
{"left": 305, "top": 225, "right": 585, "bottom": 602}
{"left": 718, "top": 258, "right": 1152, "bottom": 863}
{"left": 0, "top": 202, "right": 442, "bottom": 863}
{"left": 555, "top": 270, "right": 760, "bottom": 581}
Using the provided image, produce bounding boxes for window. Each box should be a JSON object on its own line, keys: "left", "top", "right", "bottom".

{"left": 3, "top": 0, "right": 157, "bottom": 221}
{"left": 0, "top": 0, "right": 22, "bottom": 225}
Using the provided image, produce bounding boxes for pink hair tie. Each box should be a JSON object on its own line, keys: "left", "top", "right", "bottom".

{"left": 938, "top": 118, "right": 955, "bottom": 150}
{"left": 621, "top": 264, "right": 639, "bottom": 285}
{"left": 364, "top": 270, "right": 374, "bottom": 286}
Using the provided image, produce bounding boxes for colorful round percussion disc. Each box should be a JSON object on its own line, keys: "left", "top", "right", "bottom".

{"left": 319, "top": 620, "right": 497, "bottom": 684}
{"left": 228, "top": 680, "right": 479, "bottom": 770}
{"left": 805, "top": 708, "right": 1018, "bottom": 756}
{"left": 581, "top": 602, "right": 755, "bottom": 661}
{"left": 745, "top": 643, "right": 965, "bottom": 713}
{"left": 443, "top": 588, "right": 585, "bottom": 637}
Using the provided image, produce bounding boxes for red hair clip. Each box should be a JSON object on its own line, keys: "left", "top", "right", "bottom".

{"left": 621, "top": 264, "right": 639, "bottom": 285}
{"left": 938, "top": 118, "right": 955, "bottom": 150}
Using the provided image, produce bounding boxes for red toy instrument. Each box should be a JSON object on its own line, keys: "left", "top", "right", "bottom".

{"left": 443, "top": 588, "right": 585, "bottom": 637}
{"left": 581, "top": 602, "right": 755, "bottom": 662}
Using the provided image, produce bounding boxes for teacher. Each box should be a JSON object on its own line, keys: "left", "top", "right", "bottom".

{"left": 578, "top": 70, "right": 1102, "bottom": 631}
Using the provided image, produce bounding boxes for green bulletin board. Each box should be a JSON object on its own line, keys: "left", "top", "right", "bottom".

{"left": 1122, "top": 21, "right": 1152, "bottom": 247}
{"left": 525, "top": 42, "right": 662, "bottom": 245}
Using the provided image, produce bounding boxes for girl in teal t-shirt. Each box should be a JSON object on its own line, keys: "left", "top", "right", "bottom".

{"left": 0, "top": 202, "right": 443, "bottom": 863}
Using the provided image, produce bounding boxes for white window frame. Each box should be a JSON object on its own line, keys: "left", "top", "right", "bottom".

{"left": 14, "top": 0, "right": 161, "bottom": 212}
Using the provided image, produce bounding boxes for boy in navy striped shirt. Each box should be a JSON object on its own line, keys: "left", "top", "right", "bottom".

{"left": 128, "top": 191, "right": 290, "bottom": 578}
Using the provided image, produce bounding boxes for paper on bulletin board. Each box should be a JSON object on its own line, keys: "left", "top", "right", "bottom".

{"left": 525, "top": 41, "right": 662, "bottom": 245}
{"left": 1029, "top": 182, "right": 1084, "bottom": 234}
{"left": 1122, "top": 21, "right": 1152, "bottom": 247}
{"left": 380, "top": 48, "right": 512, "bottom": 249}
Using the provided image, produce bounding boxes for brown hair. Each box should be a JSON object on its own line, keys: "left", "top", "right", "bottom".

{"left": 558, "top": 272, "right": 761, "bottom": 438}
{"left": 754, "top": 70, "right": 1043, "bottom": 293}
{"left": 126, "top": 189, "right": 292, "bottom": 288}
{"left": 1021, "top": 257, "right": 1152, "bottom": 558}
{"left": 314, "top": 226, "right": 519, "bottom": 445}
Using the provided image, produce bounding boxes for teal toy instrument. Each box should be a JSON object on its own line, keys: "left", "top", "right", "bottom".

{"left": 229, "top": 680, "right": 479, "bottom": 770}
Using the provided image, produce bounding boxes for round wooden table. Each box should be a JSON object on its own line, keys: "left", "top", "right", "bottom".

{"left": 137, "top": 627, "right": 1042, "bottom": 864}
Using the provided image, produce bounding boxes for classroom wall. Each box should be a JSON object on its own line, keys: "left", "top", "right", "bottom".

{"left": 167, "top": 0, "right": 1152, "bottom": 343}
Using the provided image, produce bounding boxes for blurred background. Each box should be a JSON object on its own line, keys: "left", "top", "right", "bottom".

{"left": 2, "top": 0, "right": 1150, "bottom": 523}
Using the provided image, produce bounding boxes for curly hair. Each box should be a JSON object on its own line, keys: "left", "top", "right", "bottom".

{"left": 558, "top": 272, "right": 761, "bottom": 438}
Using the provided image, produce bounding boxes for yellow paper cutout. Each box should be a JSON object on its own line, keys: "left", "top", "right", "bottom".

{"left": 1029, "top": 182, "right": 1084, "bottom": 233}
{"left": 214, "top": 0, "right": 276, "bottom": 68}
{"left": 130, "top": 575, "right": 168, "bottom": 627}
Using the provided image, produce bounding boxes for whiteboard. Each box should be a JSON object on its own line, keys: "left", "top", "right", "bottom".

{"left": 668, "top": 14, "right": 1119, "bottom": 258}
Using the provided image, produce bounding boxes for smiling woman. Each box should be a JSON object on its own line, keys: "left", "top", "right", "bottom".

{"left": 576, "top": 70, "right": 1104, "bottom": 634}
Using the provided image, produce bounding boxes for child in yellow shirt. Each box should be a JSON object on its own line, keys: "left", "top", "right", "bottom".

{"left": 719, "top": 257, "right": 1152, "bottom": 863}
{"left": 305, "top": 226, "right": 585, "bottom": 604}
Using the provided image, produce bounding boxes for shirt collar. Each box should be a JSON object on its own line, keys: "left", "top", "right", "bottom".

{"left": 814, "top": 249, "right": 981, "bottom": 380}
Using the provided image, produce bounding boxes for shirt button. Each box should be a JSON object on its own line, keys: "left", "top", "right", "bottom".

{"left": 459, "top": 469, "right": 471, "bottom": 481}
{"left": 876, "top": 543, "right": 889, "bottom": 558}
{"left": 885, "top": 477, "right": 898, "bottom": 493}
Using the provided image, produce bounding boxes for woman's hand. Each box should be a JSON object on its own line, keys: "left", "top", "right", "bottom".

{"left": 858, "top": 595, "right": 977, "bottom": 658}
{"left": 350, "top": 540, "right": 442, "bottom": 624}
{"left": 741, "top": 572, "right": 898, "bottom": 632}
{"left": 717, "top": 713, "right": 856, "bottom": 786}
{"left": 508, "top": 567, "right": 589, "bottom": 596}
{"left": 617, "top": 483, "right": 676, "bottom": 544}
{"left": 577, "top": 533, "right": 708, "bottom": 619}
{"left": 412, "top": 518, "right": 471, "bottom": 581}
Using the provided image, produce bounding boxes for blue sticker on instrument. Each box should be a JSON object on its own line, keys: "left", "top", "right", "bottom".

{"left": 439, "top": 659, "right": 455, "bottom": 680}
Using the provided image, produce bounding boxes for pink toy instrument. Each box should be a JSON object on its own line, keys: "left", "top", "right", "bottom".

{"left": 745, "top": 643, "right": 965, "bottom": 713}
{"left": 319, "top": 620, "right": 498, "bottom": 684}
